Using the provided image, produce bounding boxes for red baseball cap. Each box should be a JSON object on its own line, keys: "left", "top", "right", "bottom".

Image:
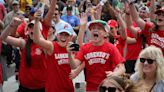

{"left": 107, "top": 20, "right": 118, "bottom": 28}
{"left": 155, "top": 6, "right": 164, "bottom": 14}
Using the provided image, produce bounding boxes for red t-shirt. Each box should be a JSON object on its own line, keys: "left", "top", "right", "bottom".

{"left": 115, "top": 35, "right": 125, "bottom": 57}
{"left": 45, "top": 42, "right": 74, "bottom": 92}
{"left": 17, "top": 22, "right": 27, "bottom": 38}
{"left": 19, "top": 42, "right": 46, "bottom": 89}
{"left": 76, "top": 41, "right": 125, "bottom": 91}
{"left": 16, "top": 21, "right": 50, "bottom": 39}
{"left": 126, "top": 29, "right": 142, "bottom": 60}
{"left": 139, "top": 22, "right": 164, "bottom": 55}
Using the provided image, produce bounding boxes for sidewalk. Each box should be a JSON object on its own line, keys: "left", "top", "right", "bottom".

{"left": 2, "top": 69, "right": 85, "bottom": 92}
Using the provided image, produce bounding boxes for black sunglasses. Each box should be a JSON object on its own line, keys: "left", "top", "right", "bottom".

{"left": 140, "top": 58, "right": 155, "bottom": 64}
{"left": 99, "top": 86, "right": 117, "bottom": 92}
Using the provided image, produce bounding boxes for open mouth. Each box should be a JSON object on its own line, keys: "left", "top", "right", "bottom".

{"left": 60, "top": 39, "right": 66, "bottom": 42}
{"left": 158, "top": 19, "right": 163, "bottom": 22}
{"left": 93, "top": 34, "right": 99, "bottom": 37}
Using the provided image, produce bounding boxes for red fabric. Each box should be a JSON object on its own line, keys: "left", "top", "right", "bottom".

{"left": 16, "top": 21, "right": 50, "bottom": 39}
{"left": 139, "top": 22, "right": 164, "bottom": 55}
{"left": 115, "top": 35, "right": 125, "bottom": 57}
{"left": 19, "top": 42, "right": 46, "bottom": 89}
{"left": 41, "top": 21, "right": 50, "bottom": 39}
{"left": 45, "top": 42, "right": 74, "bottom": 92}
{"left": 75, "top": 41, "right": 125, "bottom": 91}
{"left": 0, "top": 3, "right": 6, "bottom": 21}
{"left": 126, "top": 29, "right": 142, "bottom": 60}
{"left": 16, "top": 22, "right": 27, "bottom": 38}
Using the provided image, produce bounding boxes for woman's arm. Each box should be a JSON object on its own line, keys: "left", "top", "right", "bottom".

{"left": 1, "top": 17, "right": 25, "bottom": 48}
{"left": 149, "top": 0, "right": 156, "bottom": 20}
{"left": 129, "top": 2, "right": 146, "bottom": 30}
{"left": 70, "top": 62, "right": 85, "bottom": 79}
{"left": 33, "top": 11, "right": 54, "bottom": 55}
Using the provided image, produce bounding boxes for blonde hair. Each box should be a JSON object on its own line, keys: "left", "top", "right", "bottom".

{"left": 135, "top": 45, "right": 164, "bottom": 82}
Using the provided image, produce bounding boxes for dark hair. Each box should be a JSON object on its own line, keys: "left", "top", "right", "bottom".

{"left": 66, "top": 6, "right": 73, "bottom": 11}
{"left": 25, "top": 37, "right": 33, "bottom": 67}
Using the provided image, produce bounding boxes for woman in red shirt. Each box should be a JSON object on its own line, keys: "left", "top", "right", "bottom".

{"left": 1, "top": 17, "right": 46, "bottom": 92}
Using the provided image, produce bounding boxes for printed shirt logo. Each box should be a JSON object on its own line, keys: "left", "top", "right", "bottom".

{"left": 151, "top": 33, "right": 164, "bottom": 48}
{"left": 35, "top": 48, "right": 42, "bottom": 55}
{"left": 64, "top": 24, "right": 68, "bottom": 29}
{"left": 54, "top": 53, "right": 69, "bottom": 65}
{"left": 84, "top": 52, "right": 110, "bottom": 65}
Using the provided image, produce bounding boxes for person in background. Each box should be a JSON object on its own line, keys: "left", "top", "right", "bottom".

{"left": 131, "top": 46, "right": 164, "bottom": 92}
{"left": 62, "top": 0, "right": 79, "bottom": 16}
{"left": 129, "top": 1, "right": 164, "bottom": 55}
{"left": 19, "top": 0, "right": 32, "bottom": 12}
{"left": 61, "top": 5, "right": 80, "bottom": 34}
{"left": 3, "top": 0, "right": 23, "bottom": 28}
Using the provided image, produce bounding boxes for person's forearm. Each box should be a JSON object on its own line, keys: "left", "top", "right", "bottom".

{"left": 68, "top": 52, "right": 78, "bottom": 69}
{"left": 33, "top": 19, "right": 42, "bottom": 44}
{"left": 125, "top": 14, "right": 138, "bottom": 38}
{"left": 1, "top": 24, "right": 17, "bottom": 40}
{"left": 129, "top": 3, "right": 140, "bottom": 22}
{"left": 77, "top": 25, "right": 86, "bottom": 47}
{"left": 149, "top": 0, "right": 156, "bottom": 20}
{"left": 44, "top": 0, "right": 56, "bottom": 26}
{"left": 117, "top": 14, "right": 127, "bottom": 40}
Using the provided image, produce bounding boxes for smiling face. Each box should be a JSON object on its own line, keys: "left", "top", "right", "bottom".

{"left": 56, "top": 32, "right": 72, "bottom": 47}
{"left": 140, "top": 57, "right": 157, "bottom": 75}
{"left": 26, "top": 24, "right": 34, "bottom": 40}
{"left": 89, "top": 24, "right": 106, "bottom": 44}
{"left": 156, "top": 12, "right": 164, "bottom": 26}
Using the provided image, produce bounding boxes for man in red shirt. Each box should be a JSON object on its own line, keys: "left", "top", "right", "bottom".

{"left": 67, "top": 20, "right": 125, "bottom": 91}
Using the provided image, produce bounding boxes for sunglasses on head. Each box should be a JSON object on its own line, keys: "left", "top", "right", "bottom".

{"left": 140, "top": 58, "right": 155, "bottom": 64}
{"left": 99, "top": 86, "right": 117, "bottom": 92}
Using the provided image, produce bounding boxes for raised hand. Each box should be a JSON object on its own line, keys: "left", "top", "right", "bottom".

{"left": 79, "top": 12, "right": 88, "bottom": 26}
{"left": 10, "top": 17, "right": 24, "bottom": 28}
{"left": 34, "top": 10, "right": 42, "bottom": 20}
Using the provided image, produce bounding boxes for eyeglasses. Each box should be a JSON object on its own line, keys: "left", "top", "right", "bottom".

{"left": 99, "top": 86, "right": 117, "bottom": 92}
{"left": 140, "top": 58, "right": 155, "bottom": 64}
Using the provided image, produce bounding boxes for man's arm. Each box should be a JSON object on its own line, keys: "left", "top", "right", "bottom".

{"left": 44, "top": 0, "right": 57, "bottom": 27}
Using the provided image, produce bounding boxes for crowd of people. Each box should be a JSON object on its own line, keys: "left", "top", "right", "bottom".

{"left": 0, "top": 0, "right": 163, "bottom": 92}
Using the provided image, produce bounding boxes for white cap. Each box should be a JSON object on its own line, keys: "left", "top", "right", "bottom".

{"left": 28, "top": 20, "right": 42, "bottom": 30}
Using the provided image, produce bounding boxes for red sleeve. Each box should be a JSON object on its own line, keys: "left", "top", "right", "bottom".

{"left": 41, "top": 21, "right": 50, "bottom": 39}
{"left": 2, "top": 4, "right": 6, "bottom": 14}
{"left": 111, "top": 46, "right": 125, "bottom": 70}
{"left": 75, "top": 45, "right": 85, "bottom": 62}
{"left": 16, "top": 22, "right": 26, "bottom": 37}
{"left": 142, "top": 22, "right": 153, "bottom": 36}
